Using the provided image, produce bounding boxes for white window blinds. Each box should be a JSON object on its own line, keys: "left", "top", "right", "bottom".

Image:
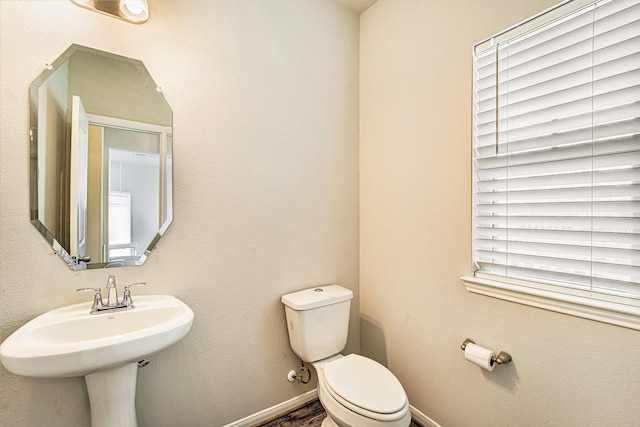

{"left": 472, "top": 0, "right": 640, "bottom": 300}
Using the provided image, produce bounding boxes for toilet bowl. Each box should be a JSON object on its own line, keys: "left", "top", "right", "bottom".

{"left": 281, "top": 285, "right": 411, "bottom": 427}
{"left": 313, "top": 354, "right": 411, "bottom": 427}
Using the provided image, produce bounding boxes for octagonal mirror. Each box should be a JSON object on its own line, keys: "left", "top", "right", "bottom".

{"left": 30, "top": 44, "right": 173, "bottom": 270}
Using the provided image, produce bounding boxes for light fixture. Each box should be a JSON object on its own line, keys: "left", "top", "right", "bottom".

{"left": 119, "top": 0, "right": 149, "bottom": 22}
{"left": 69, "top": 0, "right": 150, "bottom": 24}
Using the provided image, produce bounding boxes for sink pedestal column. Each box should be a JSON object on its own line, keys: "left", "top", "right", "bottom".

{"left": 85, "top": 363, "right": 138, "bottom": 427}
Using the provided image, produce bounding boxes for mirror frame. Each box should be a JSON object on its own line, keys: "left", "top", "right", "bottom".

{"left": 29, "top": 44, "right": 173, "bottom": 270}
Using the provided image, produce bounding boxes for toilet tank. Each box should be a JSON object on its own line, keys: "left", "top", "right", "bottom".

{"left": 281, "top": 285, "right": 353, "bottom": 363}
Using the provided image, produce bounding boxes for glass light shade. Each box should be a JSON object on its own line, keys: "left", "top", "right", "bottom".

{"left": 69, "top": 0, "right": 149, "bottom": 24}
{"left": 119, "top": 0, "right": 149, "bottom": 21}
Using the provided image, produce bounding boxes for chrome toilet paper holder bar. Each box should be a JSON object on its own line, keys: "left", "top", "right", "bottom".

{"left": 461, "top": 338, "right": 512, "bottom": 365}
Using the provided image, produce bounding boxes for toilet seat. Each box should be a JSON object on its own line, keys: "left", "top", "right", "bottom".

{"left": 322, "top": 354, "right": 408, "bottom": 421}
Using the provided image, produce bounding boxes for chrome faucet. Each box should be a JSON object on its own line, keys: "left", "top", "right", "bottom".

{"left": 77, "top": 276, "right": 146, "bottom": 314}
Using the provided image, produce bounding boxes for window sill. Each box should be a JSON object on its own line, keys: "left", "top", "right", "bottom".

{"left": 461, "top": 275, "right": 640, "bottom": 331}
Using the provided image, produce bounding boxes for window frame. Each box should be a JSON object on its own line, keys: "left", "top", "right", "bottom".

{"left": 461, "top": 275, "right": 640, "bottom": 330}
{"left": 463, "top": 0, "right": 640, "bottom": 330}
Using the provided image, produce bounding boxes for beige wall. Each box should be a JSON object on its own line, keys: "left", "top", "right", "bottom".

{"left": 360, "top": 1, "right": 640, "bottom": 426}
{"left": 3, "top": 1, "right": 639, "bottom": 426}
{"left": 0, "top": 1, "right": 359, "bottom": 426}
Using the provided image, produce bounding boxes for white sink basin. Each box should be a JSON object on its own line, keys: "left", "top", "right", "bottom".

{"left": 0, "top": 294, "right": 194, "bottom": 378}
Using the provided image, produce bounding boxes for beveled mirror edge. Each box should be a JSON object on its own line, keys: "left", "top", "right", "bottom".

{"left": 31, "top": 219, "right": 86, "bottom": 270}
{"left": 29, "top": 44, "right": 173, "bottom": 271}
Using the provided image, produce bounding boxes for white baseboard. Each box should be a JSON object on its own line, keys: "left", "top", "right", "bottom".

{"left": 410, "top": 404, "right": 442, "bottom": 427}
{"left": 221, "top": 389, "right": 319, "bottom": 427}
{"left": 221, "top": 389, "right": 441, "bottom": 427}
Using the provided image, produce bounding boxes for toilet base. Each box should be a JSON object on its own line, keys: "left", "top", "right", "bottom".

{"left": 321, "top": 416, "right": 339, "bottom": 427}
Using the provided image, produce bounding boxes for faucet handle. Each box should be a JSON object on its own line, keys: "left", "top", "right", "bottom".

{"left": 76, "top": 287, "right": 102, "bottom": 294}
{"left": 122, "top": 282, "right": 146, "bottom": 307}
{"left": 124, "top": 282, "right": 146, "bottom": 291}
{"left": 76, "top": 287, "right": 104, "bottom": 311}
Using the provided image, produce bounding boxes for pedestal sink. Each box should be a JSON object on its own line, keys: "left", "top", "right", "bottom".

{"left": 0, "top": 295, "right": 194, "bottom": 427}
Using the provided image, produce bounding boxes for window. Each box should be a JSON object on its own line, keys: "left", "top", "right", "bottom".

{"left": 462, "top": 0, "right": 640, "bottom": 329}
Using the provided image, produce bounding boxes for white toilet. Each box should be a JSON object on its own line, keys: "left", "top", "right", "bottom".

{"left": 281, "top": 285, "right": 411, "bottom": 427}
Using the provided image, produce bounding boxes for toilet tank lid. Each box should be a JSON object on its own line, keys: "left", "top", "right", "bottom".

{"left": 281, "top": 285, "right": 353, "bottom": 310}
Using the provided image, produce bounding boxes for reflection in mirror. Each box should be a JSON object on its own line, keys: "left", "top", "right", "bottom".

{"left": 30, "top": 44, "right": 173, "bottom": 270}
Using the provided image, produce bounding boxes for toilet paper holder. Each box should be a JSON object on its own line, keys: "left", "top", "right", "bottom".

{"left": 461, "top": 338, "right": 512, "bottom": 365}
